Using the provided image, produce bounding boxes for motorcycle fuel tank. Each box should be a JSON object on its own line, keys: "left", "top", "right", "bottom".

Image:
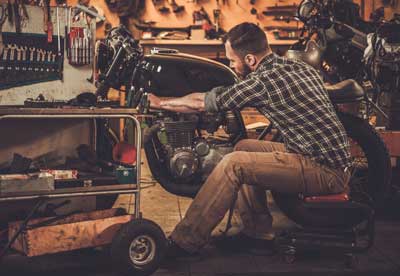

{"left": 142, "top": 51, "right": 237, "bottom": 97}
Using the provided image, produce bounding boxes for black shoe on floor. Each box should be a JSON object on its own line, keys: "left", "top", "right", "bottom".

{"left": 165, "top": 238, "right": 199, "bottom": 260}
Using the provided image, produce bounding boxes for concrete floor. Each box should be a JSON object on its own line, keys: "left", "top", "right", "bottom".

{"left": 1, "top": 160, "right": 400, "bottom": 276}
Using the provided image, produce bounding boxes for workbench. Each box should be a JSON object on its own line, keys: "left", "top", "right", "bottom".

{"left": 140, "top": 35, "right": 297, "bottom": 59}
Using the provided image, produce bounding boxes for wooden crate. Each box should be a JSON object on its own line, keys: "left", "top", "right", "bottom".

{"left": 8, "top": 208, "right": 133, "bottom": 257}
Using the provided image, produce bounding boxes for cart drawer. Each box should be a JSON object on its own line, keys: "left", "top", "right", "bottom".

{"left": 8, "top": 208, "right": 134, "bottom": 257}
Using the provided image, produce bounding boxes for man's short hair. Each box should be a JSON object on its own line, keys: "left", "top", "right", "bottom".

{"left": 224, "top": 23, "right": 268, "bottom": 57}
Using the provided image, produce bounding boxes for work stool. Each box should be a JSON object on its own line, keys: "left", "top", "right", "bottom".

{"left": 276, "top": 193, "right": 375, "bottom": 268}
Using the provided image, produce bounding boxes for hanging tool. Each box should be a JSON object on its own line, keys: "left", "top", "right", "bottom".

{"left": 75, "top": 4, "right": 105, "bottom": 22}
{"left": 44, "top": 0, "right": 53, "bottom": 43}
{"left": 56, "top": 6, "right": 63, "bottom": 81}
{"left": 17, "top": 0, "right": 29, "bottom": 29}
{"left": 152, "top": 0, "right": 170, "bottom": 13}
{"left": 66, "top": 7, "right": 71, "bottom": 59}
{"left": 0, "top": 4, "right": 8, "bottom": 56}
{"left": 169, "top": 0, "right": 184, "bottom": 13}
{"left": 83, "top": 27, "right": 90, "bottom": 65}
{"left": 13, "top": 0, "right": 21, "bottom": 33}
{"left": 7, "top": 0, "right": 13, "bottom": 25}
{"left": 64, "top": 6, "right": 68, "bottom": 58}
{"left": 78, "top": 29, "right": 83, "bottom": 64}
{"left": 213, "top": 9, "right": 221, "bottom": 33}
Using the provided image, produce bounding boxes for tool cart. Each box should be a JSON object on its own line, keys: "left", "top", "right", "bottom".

{"left": 0, "top": 107, "right": 166, "bottom": 276}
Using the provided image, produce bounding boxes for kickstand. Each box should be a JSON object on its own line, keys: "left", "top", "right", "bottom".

{"left": 0, "top": 199, "right": 45, "bottom": 259}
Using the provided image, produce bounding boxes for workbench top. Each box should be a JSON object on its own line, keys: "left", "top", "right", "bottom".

{"left": 139, "top": 34, "right": 297, "bottom": 58}
{"left": 140, "top": 36, "right": 298, "bottom": 46}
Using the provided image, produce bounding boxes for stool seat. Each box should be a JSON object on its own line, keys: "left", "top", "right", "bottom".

{"left": 304, "top": 193, "right": 349, "bottom": 203}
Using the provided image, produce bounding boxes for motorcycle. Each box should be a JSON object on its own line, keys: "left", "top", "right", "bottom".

{"left": 288, "top": 0, "right": 400, "bottom": 123}
{"left": 95, "top": 23, "right": 391, "bottom": 228}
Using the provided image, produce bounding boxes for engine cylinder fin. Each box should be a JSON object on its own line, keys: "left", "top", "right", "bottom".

{"left": 163, "top": 120, "right": 197, "bottom": 148}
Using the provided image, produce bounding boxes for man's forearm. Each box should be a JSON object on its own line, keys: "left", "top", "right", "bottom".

{"left": 159, "top": 93, "right": 205, "bottom": 113}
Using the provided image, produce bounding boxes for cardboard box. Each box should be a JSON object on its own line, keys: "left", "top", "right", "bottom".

{"left": 0, "top": 172, "right": 54, "bottom": 195}
{"left": 40, "top": 169, "right": 78, "bottom": 180}
{"left": 8, "top": 209, "right": 133, "bottom": 257}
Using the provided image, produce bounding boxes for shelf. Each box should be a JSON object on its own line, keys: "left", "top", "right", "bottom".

{"left": 0, "top": 184, "right": 138, "bottom": 201}
{"left": 0, "top": 107, "right": 143, "bottom": 213}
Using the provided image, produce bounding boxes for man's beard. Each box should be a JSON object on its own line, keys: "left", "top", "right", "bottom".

{"left": 238, "top": 63, "right": 252, "bottom": 79}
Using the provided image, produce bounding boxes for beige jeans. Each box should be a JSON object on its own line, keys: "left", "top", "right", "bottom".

{"left": 170, "top": 140, "right": 350, "bottom": 253}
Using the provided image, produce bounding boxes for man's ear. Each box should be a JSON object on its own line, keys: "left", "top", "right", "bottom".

{"left": 244, "top": 54, "right": 257, "bottom": 67}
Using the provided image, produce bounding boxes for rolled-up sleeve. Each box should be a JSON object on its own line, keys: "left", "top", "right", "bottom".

{"left": 204, "top": 85, "right": 226, "bottom": 113}
{"left": 215, "top": 77, "right": 266, "bottom": 112}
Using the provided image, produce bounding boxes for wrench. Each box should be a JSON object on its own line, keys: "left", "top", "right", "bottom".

{"left": 29, "top": 47, "right": 36, "bottom": 61}
{"left": 21, "top": 46, "right": 27, "bottom": 60}
{"left": 16, "top": 45, "right": 22, "bottom": 61}
{"left": 42, "top": 50, "right": 46, "bottom": 62}
{"left": 9, "top": 44, "right": 16, "bottom": 60}
{"left": 2, "top": 44, "right": 8, "bottom": 60}
{"left": 36, "top": 48, "right": 42, "bottom": 62}
{"left": 46, "top": 50, "right": 52, "bottom": 62}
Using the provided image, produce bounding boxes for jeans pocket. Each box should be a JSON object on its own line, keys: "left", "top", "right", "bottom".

{"left": 303, "top": 169, "right": 344, "bottom": 196}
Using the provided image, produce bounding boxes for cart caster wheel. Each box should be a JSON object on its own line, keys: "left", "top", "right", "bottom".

{"left": 280, "top": 246, "right": 296, "bottom": 264}
{"left": 111, "top": 219, "right": 166, "bottom": 276}
{"left": 283, "top": 252, "right": 296, "bottom": 264}
{"left": 344, "top": 253, "right": 359, "bottom": 269}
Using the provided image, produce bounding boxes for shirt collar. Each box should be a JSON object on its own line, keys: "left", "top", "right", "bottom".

{"left": 255, "top": 52, "right": 276, "bottom": 72}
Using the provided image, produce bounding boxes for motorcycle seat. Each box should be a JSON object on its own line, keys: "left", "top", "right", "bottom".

{"left": 304, "top": 192, "right": 349, "bottom": 203}
{"left": 325, "top": 79, "right": 364, "bottom": 104}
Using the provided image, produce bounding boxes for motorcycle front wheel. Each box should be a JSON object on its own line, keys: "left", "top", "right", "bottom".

{"left": 272, "top": 111, "right": 392, "bottom": 227}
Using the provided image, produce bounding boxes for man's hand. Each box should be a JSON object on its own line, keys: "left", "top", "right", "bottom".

{"left": 148, "top": 93, "right": 162, "bottom": 109}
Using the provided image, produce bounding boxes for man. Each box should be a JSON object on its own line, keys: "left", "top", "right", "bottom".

{"left": 148, "top": 22, "right": 352, "bottom": 256}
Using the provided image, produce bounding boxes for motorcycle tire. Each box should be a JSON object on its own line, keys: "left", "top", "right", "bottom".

{"left": 271, "top": 111, "right": 392, "bottom": 227}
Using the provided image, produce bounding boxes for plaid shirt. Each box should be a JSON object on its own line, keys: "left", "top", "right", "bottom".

{"left": 205, "top": 53, "right": 352, "bottom": 169}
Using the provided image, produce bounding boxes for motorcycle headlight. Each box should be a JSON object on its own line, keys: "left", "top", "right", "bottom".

{"left": 298, "top": 0, "right": 318, "bottom": 22}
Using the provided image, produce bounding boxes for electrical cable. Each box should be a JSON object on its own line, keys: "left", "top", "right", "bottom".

{"left": 176, "top": 196, "right": 183, "bottom": 221}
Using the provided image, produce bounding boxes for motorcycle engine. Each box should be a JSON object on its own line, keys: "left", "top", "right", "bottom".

{"left": 161, "top": 118, "right": 199, "bottom": 179}
{"left": 156, "top": 113, "right": 235, "bottom": 180}
{"left": 366, "top": 22, "right": 400, "bottom": 90}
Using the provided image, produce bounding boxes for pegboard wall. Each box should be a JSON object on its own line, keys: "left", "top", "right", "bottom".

{"left": 140, "top": 0, "right": 302, "bottom": 32}
{"left": 0, "top": 2, "right": 96, "bottom": 104}
{"left": 138, "top": 0, "right": 400, "bottom": 32}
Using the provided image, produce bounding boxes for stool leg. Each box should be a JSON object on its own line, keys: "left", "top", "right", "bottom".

{"left": 283, "top": 245, "right": 296, "bottom": 264}
{"left": 345, "top": 253, "right": 359, "bottom": 269}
